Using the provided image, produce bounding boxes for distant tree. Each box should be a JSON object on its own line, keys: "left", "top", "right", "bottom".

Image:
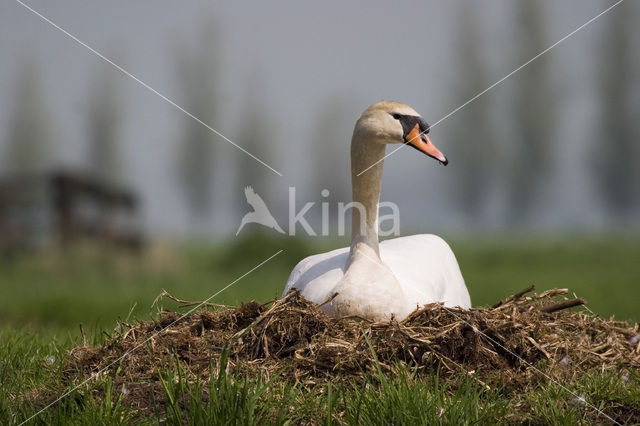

{"left": 234, "top": 87, "right": 279, "bottom": 213}
{"left": 86, "top": 67, "right": 123, "bottom": 184}
{"left": 2, "top": 59, "right": 53, "bottom": 174}
{"left": 591, "top": 4, "right": 639, "bottom": 223}
{"left": 448, "top": 3, "right": 495, "bottom": 223}
{"left": 174, "top": 24, "right": 220, "bottom": 230}
{"left": 506, "top": 0, "right": 556, "bottom": 225}
{"left": 311, "top": 97, "right": 354, "bottom": 206}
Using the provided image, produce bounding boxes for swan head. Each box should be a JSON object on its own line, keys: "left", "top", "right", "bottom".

{"left": 354, "top": 100, "right": 448, "bottom": 165}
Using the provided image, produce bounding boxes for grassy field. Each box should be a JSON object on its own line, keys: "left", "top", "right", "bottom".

{"left": 1, "top": 235, "right": 639, "bottom": 424}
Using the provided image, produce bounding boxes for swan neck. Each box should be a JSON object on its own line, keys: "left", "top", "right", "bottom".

{"left": 349, "top": 131, "right": 385, "bottom": 260}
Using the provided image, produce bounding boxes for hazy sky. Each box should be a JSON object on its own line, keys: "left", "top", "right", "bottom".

{"left": 0, "top": 0, "right": 630, "bottom": 236}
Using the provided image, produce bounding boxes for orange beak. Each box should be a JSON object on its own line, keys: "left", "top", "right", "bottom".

{"left": 405, "top": 124, "right": 448, "bottom": 165}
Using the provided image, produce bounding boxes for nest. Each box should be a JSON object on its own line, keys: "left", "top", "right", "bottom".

{"left": 61, "top": 287, "right": 640, "bottom": 415}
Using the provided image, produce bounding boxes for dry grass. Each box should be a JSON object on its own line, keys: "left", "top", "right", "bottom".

{"left": 59, "top": 287, "right": 640, "bottom": 417}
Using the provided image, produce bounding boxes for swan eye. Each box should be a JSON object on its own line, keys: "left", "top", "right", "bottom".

{"left": 391, "top": 113, "right": 401, "bottom": 120}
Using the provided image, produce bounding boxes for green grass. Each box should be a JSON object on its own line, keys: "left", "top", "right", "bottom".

{"left": 1, "top": 235, "right": 639, "bottom": 424}
{"left": 3, "top": 331, "right": 638, "bottom": 425}
{"left": 154, "top": 362, "right": 513, "bottom": 425}
{"left": 0, "top": 235, "right": 313, "bottom": 335}
{"left": 451, "top": 235, "right": 640, "bottom": 322}
{"left": 1, "top": 234, "right": 638, "bottom": 336}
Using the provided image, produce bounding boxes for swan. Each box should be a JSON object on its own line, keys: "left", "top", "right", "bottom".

{"left": 283, "top": 100, "right": 471, "bottom": 321}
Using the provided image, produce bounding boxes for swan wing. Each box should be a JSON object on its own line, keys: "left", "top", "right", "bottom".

{"left": 283, "top": 247, "right": 349, "bottom": 303}
{"left": 380, "top": 234, "right": 471, "bottom": 309}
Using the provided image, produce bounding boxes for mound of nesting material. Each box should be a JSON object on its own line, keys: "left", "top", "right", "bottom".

{"left": 63, "top": 287, "right": 639, "bottom": 409}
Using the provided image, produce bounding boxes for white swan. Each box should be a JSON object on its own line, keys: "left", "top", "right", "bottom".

{"left": 283, "top": 101, "right": 471, "bottom": 321}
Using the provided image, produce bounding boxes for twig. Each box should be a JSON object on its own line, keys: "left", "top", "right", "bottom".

{"left": 526, "top": 336, "right": 551, "bottom": 359}
{"left": 152, "top": 289, "right": 232, "bottom": 309}
{"left": 79, "top": 323, "right": 88, "bottom": 347}
{"left": 536, "top": 288, "right": 569, "bottom": 299}
{"left": 317, "top": 292, "right": 339, "bottom": 308}
{"left": 402, "top": 303, "right": 444, "bottom": 324}
{"left": 492, "top": 285, "right": 535, "bottom": 309}
{"left": 230, "top": 289, "right": 300, "bottom": 342}
{"left": 540, "top": 298, "right": 587, "bottom": 313}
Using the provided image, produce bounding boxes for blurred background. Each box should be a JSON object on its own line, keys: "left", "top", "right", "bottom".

{"left": 0, "top": 0, "right": 638, "bottom": 337}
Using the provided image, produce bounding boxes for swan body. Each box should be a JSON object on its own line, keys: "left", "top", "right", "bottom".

{"left": 284, "top": 234, "right": 469, "bottom": 320}
{"left": 283, "top": 101, "right": 471, "bottom": 321}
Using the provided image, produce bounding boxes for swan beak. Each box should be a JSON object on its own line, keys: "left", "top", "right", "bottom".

{"left": 406, "top": 124, "right": 448, "bottom": 165}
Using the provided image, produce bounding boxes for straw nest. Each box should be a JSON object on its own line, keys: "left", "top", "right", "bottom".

{"left": 62, "top": 287, "right": 640, "bottom": 414}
